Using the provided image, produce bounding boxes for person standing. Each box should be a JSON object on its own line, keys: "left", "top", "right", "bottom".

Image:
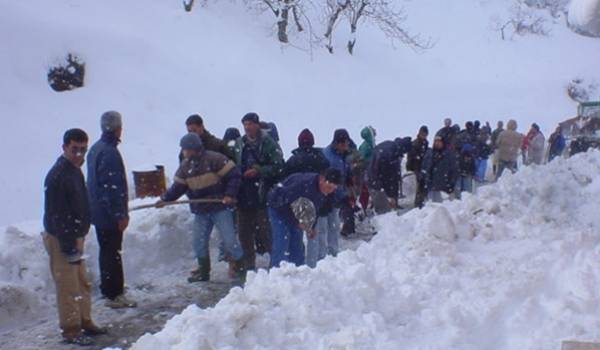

{"left": 43, "top": 129, "right": 107, "bottom": 346}
{"left": 526, "top": 123, "right": 545, "bottom": 165}
{"left": 491, "top": 121, "right": 504, "bottom": 176}
{"left": 407, "top": 126, "right": 429, "bottom": 208}
{"left": 158, "top": 133, "right": 246, "bottom": 282}
{"left": 87, "top": 111, "right": 136, "bottom": 309}
{"left": 495, "top": 119, "right": 524, "bottom": 180}
{"left": 422, "top": 136, "right": 458, "bottom": 203}
{"left": 233, "top": 112, "right": 284, "bottom": 270}
{"left": 455, "top": 144, "right": 476, "bottom": 199}
{"left": 547, "top": 126, "right": 566, "bottom": 162}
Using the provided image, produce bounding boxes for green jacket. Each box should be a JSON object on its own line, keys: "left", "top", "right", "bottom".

{"left": 233, "top": 131, "right": 284, "bottom": 207}
{"left": 358, "top": 126, "right": 375, "bottom": 162}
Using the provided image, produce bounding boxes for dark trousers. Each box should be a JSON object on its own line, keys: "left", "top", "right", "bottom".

{"left": 95, "top": 228, "right": 124, "bottom": 299}
{"left": 414, "top": 175, "right": 428, "bottom": 209}
{"left": 237, "top": 207, "right": 271, "bottom": 270}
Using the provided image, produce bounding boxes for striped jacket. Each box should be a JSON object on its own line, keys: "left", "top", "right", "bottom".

{"left": 162, "top": 150, "right": 241, "bottom": 213}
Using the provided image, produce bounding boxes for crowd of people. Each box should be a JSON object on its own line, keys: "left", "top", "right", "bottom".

{"left": 42, "top": 111, "right": 568, "bottom": 345}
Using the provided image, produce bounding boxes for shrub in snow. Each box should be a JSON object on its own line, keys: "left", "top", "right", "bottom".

{"left": 494, "top": 0, "right": 551, "bottom": 40}
{"left": 568, "top": 0, "right": 600, "bottom": 37}
{"left": 47, "top": 54, "right": 85, "bottom": 92}
{"left": 567, "top": 78, "right": 598, "bottom": 103}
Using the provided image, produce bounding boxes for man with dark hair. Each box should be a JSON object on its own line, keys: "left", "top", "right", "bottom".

{"left": 268, "top": 168, "right": 341, "bottom": 267}
{"left": 182, "top": 114, "right": 234, "bottom": 160}
{"left": 87, "top": 111, "right": 136, "bottom": 309}
{"left": 233, "top": 112, "right": 284, "bottom": 270}
{"left": 422, "top": 136, "right": 458, "bottom": 203}
{"left": 435, "top": 118, "right": 455, "bottom": 149}
{"left": 407, "top": 126, "right": 429, "bottom": 208}
{"left": 158, "top": 133, "right": 246, "bottom": 282}
{"left": 43, "top": 129, "right": 106, "bottom": 346}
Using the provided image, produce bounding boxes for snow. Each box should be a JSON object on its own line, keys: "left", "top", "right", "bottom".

{"left": 128, "top": 151, "right": 600, "bottom": 350}
{"left": 569, "top": 0, "right": 600, "bottom": 37}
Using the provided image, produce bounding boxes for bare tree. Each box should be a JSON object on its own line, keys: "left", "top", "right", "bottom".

{"left": 494, "top": 0, "right": 551, "bottom": 40}
{"left": 323, "top": 0, "right": 431, "bottom": 54}
{"left": 260, "top": 0, "right": 306, "bottom": 43}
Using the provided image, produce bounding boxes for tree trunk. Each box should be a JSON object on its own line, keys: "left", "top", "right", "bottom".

{"left": 277, "top": 1, "right": 290, "bottom": 43}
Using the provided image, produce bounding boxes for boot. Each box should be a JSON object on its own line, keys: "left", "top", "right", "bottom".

{"left": 233, "top": 258, "right": 247, "bottom": 283}
{"left": 188, "top": 257, "right": 210, "bottom": 283}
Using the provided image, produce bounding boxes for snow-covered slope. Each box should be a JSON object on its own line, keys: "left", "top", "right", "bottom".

{"left": 129, "top": 151, "right": 600, "bottom": 350}
{"left": 1, "top": 0, "right": 600, "bottom": 226}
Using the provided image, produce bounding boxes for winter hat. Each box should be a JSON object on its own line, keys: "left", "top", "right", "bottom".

{"left": 418, "top": 125, "right": 429, "bottom": 135}
{"left": 323, "top": 168, "right": 342, "bottom": 185}
{"left": 180, "top": 133, "right": 204, "bottom": 151}
{"left": 100, "top": 111, "right": 122, "bottom": 132}
{"left": 532, "top": 123, "right": 540, "bottom": 131}
{"left": 241, "top": 112, "right": 260, "bottom": 125}
{"left": 223, "top": 127, "right": 241, "bottom": 143}
{"left": 332, "top": 129, "right": 350, "bottom": 144}
{"left": 298, "top": 128, "right": 315, "bottom": 148}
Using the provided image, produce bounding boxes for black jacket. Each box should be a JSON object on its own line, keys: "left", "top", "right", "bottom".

{"left": 368, "top": 138, "right": 412, "bottom": 198}
{"left": 422, "top": 148, "right": 458, "bottom": 193}
{"left": 284, "top": 147, "right": 330, "bottom": 178}
{"left": 406, "top": 138, "right": 429, "bottom": 173}
{"left": 44, "top": 156, "right": 91, "bottom": 255}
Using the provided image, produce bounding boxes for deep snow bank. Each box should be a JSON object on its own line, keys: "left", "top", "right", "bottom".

{"left": 0, "top": 202, "right": 195, "bottom": 330}
{"left": 569, "top": 0, "right": 600, "bottom": 37}
{"left": 131, "top": 151, "right": 600, "bottom": 350}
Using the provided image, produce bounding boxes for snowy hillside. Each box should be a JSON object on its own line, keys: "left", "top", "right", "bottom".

{"left": 129, "top": 151, "right": 600, "bottom": 350}
{"left": 1, "top": 0, "right": 600, "bottom": 226}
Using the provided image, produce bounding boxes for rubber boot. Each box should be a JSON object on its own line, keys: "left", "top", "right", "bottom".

{"left": 188, "top": 257, "right": 210, "bottom": 283}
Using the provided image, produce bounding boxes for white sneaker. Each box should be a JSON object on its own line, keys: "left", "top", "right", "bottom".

{"left": 105, "top": 294, "right": 137, "bottom": 309}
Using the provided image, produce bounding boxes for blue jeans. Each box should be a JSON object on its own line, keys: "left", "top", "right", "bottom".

{"left": 455, "top": 175, "right": 473, "bottom": 199}
{"left": 269, "top": 208, "right": 305, "bottom": 268}
{"left": 192, "top": 209, "right": 243, "bottom": 261}
{"left": 306, "top": 209, "right": 340, "bottom": 268}
{"left": 475, "top": 158, "right": 487, "bottom": 182}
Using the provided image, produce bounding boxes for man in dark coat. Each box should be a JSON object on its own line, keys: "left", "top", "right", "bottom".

{"left": 267, "top": 169, "right": 341, "bottom": 267}
{"left": 435, "top": 118, "right": 456, "bottom": 150}
{"left": 44, "top": 129, "right": 107, "bottom": 346}
{"left": 407, "top": 126, "right": 429, "bottom": 208}
{"left": 455, "top": 144, "right": 476, "bottom": 199}
{"left": 422, "top": 136, "right": 458, "bottom": 203}
{"left": 284, "top": 128, "right": 330, "bottom": 177}
{"left": 233, "top": 112, "right": 284, "bottom": 270}
{"left": 158, "top": 133, "right": 245, "bottom": 282}
{"left": 368, "top": 137, "right": 412, "bottom": 214}
{"left": 87, "top": 111, "right": 136, "bottom": 309}
{"left": 180, "top": 114, "right": 234, "bottom": 161}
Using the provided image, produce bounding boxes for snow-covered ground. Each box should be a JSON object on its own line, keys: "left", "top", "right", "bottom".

{"left": 128, "top": 151, "right": 600, "bottom": 350}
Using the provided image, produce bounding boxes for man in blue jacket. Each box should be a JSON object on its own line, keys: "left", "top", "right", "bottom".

{"left": 87, "top": 111, "right": 136, "bottom": 309}
{"left": 267, "top": 168, "right": 341, "bottom": 268}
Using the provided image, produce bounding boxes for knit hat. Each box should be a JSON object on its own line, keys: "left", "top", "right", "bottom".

{"left": 323, "top": 168, "right": 342, "bottom": 185}
{"left": 418, "top": 125, "right": 429, "bottom": 135}
{"left": 241, "top": 112, "right": 260, "bottom": 125}
{"left": 101, "top": 111, "right": 122, "bottom": 132}
{"left": 180, "top": 133, "right": 204, "bottom": 151}
{"left": 298, "top": 128, "right": 315, "bottom": 148}
{"left": 332, "top": 129, "right": 350, "bottom": 144}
